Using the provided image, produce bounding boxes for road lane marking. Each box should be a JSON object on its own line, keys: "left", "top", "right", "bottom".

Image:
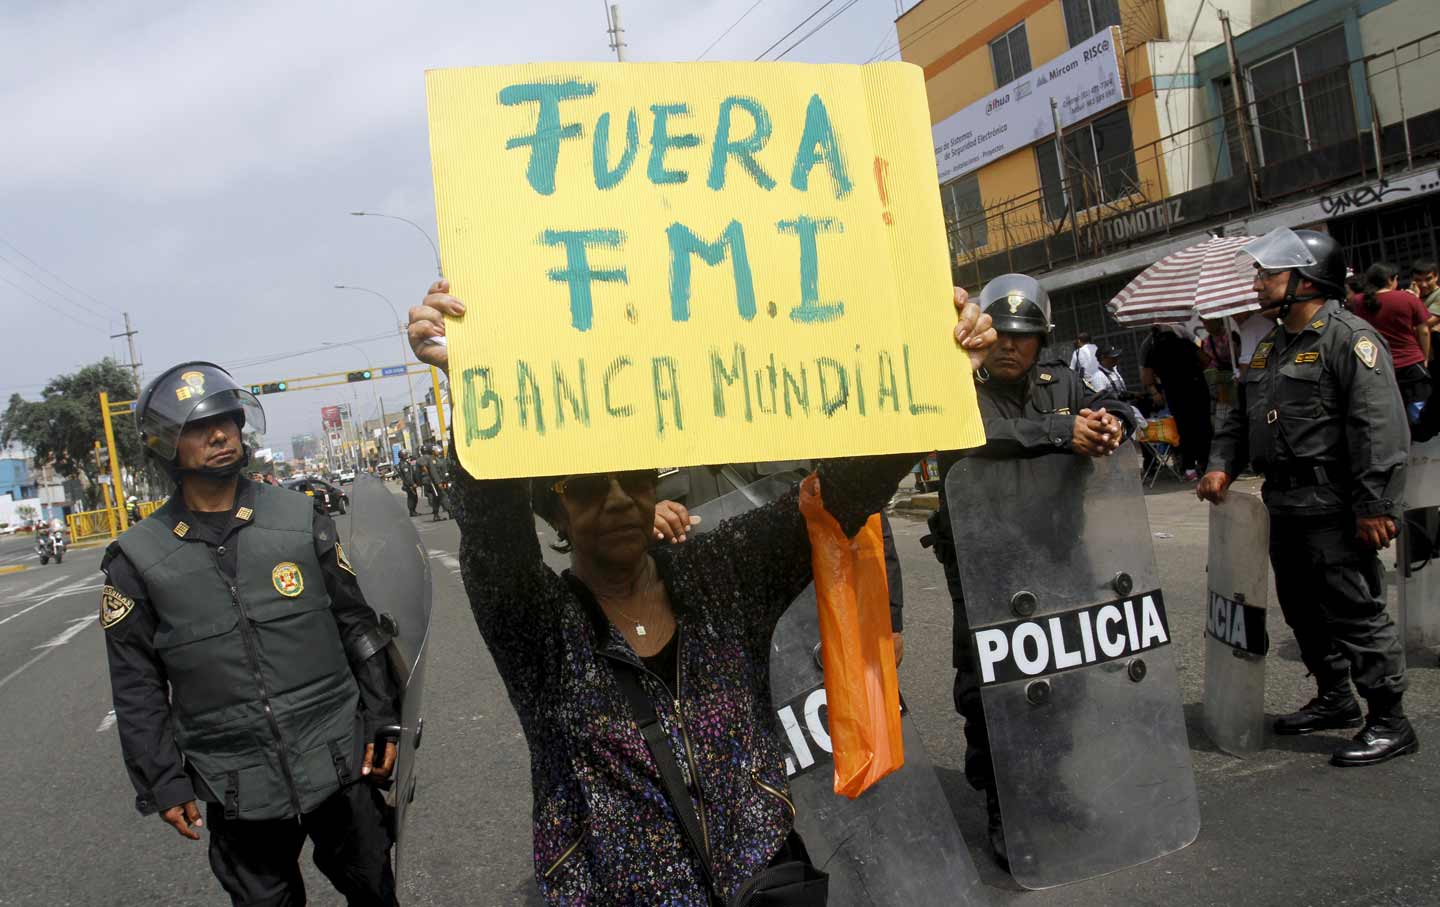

{"left": 97, "top": 710, "right": 117, "bottom": 733}
{"left": 0, "top": 581, "right": 100, "bottom": 627}
{"left": 0, "top": 604, "right": 100, "bottom": 692}
{"left": 8, "top": 574, "right": 70, "bottom": 600}
{"left": 0, "top": 565, "right": 26, "bottom": 576}
{"left": 35, "top": 615, "right": 97, "bottom": 649}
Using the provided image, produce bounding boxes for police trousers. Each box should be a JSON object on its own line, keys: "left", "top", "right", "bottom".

{"left": 941, "top": 555, "right": 994, "bottom": 792}
{"left": 206, "top": 782, "right": 398, "bottom": 907}
{"left": 1269, "top": 511, "right": 1407, "bottom": 714}
{"left": 403, "top": 486, "right": 418, "bottom": 516}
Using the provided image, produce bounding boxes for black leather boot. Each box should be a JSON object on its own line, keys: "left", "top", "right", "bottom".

{"left": 985, "top": 787, "right": 1009, "bottom": 872}
{"left": 1273, "top": 686, "right": 1363, "bottom": 735}
{"left": 1331, "top": 716, "right": 1420, "bottom": 766}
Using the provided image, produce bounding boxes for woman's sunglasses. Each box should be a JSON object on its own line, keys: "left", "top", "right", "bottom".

{"left": 551, "top": 470, "right": 659, "bottom": 506}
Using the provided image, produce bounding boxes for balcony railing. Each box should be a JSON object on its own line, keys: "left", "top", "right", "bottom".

{"left": 944, "top": 29, "right": 1440, "bottom": 288}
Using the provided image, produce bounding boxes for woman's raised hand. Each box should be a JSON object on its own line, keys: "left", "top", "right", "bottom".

{"left": 409, "top": 279, "right": 466, "bottom": 374}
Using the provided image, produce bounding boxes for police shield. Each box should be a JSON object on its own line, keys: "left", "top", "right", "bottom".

{"left": 346, "top": 474, "right": 433, "bottom": 868}
{"left": 1203, "top": 492, "right": 1270, "bottom": 756}
{"left": 945, "top": 452, "right": 1199, "bottom": 889}
{"left": 690, "top": 480, "right": 988, "bottom": 906}
{"left": 1399, "top": 437, "right": 1440, "bottom": 656}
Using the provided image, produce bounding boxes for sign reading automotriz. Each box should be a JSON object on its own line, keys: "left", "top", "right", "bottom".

{"left": 932, "top": 27, "right": 1125, "bottom": 184}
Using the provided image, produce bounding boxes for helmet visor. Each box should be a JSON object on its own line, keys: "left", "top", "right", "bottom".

{"left": 143, "top": 388, "right": 266, "bottom": 461}
{"left": 978, "top": 273, "right": 1052, "bottom": 334}
{"left": 1236, "top": 226, "right": 1318, "bottom": 274}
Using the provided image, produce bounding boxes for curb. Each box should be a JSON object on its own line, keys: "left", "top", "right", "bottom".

{"left": 890, "top": 492, "right": 940, "bottom": 514}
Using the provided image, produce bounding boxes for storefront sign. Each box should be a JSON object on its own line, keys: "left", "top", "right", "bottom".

{"left": 933, "top": 27, "right": 1125, "bottom": 184}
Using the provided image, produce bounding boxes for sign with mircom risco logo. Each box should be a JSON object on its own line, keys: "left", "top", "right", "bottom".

{"left": 931, "top": 27, "right": 1126, "bottom": 185}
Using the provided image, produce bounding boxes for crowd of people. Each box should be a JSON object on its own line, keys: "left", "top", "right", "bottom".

{"left": 1073, "top": 257, "right": 1440, "bottom": 481}
{"left": 94, "top": 226, "right": 1426, "bottom": 906}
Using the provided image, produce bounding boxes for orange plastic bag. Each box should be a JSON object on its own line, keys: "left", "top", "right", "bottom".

{"left": 798, "top": 473, "right": 904, "bottom": 799}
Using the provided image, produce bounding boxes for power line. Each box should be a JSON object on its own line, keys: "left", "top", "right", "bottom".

{"left": 0, "top": 271, "right": 109, "bottom": 333}
{"left": 698, "top": 0, "right": 767, "bottom": 59}
{"left": 221, "top": 330, "right": 397, "bottom": 372}
{"left": 773, "top": 0, "right": 863, "bottom": 60}
{"left": 0, "top": 236, "right": 122, "bottom": 315}
{"left": 882, "top": 0, "right": 982, "bottom": 62}
{"left": 0, "top": 251, "right": 113, "bottom": 323}
{"left": 754, "top": 0, "right": 839, "bottom": 60}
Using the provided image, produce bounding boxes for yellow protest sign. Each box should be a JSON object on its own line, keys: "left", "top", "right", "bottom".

{"left": 426, "top": 62, "right": 983, "bottom": 479}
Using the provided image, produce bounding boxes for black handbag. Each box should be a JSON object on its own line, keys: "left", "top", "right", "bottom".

{"left": 611, "top": 664, "right": 828, "bottom": 907}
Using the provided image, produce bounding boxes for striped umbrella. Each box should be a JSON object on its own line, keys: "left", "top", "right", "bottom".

{"left": 1107, "top": 235, "right": 1260, "bottom": 326}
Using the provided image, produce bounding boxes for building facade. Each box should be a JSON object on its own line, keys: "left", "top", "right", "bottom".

{"left": 900, "top": 0, "right": 1440, "bottom": 381}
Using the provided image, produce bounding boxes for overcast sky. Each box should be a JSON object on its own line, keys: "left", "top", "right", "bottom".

{"left": 0, "top": 0, "right": 918, "bottom": 456}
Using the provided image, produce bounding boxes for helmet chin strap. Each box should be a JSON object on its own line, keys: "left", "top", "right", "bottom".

{"left": 1274, "top": 271, "right": 1325, "bottom": 319}
{"left": 171, "top": 445, "right": 252, "bottom": 484}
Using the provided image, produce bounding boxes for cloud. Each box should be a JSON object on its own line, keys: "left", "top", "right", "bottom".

{"left": 0, "top": 0, "right": 903, "bottom": 443}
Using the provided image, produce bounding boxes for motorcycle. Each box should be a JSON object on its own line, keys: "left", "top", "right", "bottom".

{"left": 36, "top": 529, "right": 64, "bottom": 565}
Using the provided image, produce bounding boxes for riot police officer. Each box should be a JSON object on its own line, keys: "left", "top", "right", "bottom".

{"left": 1199, "top": 227, "right": 1418, "bottom": 766}
{"left": 100, "top": 362, "right": 403, "bottom": 905}
{"left": 416, "top": 442, "right": 449, "bottom": 521}
{"left": 398, "top": 452, "right": 420, "bottom": 517}
{"left": 924, "top": 274, "right": 1132, "bottom": 866}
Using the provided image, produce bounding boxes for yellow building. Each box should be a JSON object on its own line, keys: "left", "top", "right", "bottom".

{"left": 899, "top": 0, "right": 1180, "bottom": 274}
{"left": 895, "top": 0, "right": 1440, "bottom": 380}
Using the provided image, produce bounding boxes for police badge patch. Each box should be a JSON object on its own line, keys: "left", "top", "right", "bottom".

{"left": 335, "top": 543, "right": 356, "bottom": 577}
{"left": 100, "top": 585, "right": 135, "bottom": 628}
{"left": 1355, "top": 337, "right": 1379, "bottom": 369}
{"left": 272, "top": 562, "right": 304, "bottom": 597}
{"left": 174, "top": 370, "right": 208, "bottom": 402}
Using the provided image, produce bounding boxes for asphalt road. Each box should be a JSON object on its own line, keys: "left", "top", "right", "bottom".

{"left": 1, "top": 478, "right": 1436, "bottom": 906}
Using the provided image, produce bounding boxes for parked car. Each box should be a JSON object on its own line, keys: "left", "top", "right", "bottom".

{"left": 376, "top": 463, "right": 396, "bottom": 480}
{"left": 337, "top": 468, "right": 357, "bottom": 484}
{"left": 281, "top": 477, "right": 349, "bottom": 515}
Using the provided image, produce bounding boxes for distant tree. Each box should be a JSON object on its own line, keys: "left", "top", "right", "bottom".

{"left": 0, "top": 359, "right": 141, "bottom": 488}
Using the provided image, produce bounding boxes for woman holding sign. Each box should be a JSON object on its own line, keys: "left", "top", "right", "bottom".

{"left": 408, "top": 280, "right": 993, "bottom": 905}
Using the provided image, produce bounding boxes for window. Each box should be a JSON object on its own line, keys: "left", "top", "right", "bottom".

{"left": 940, "top": 172, "right": 987, "bottom": 254}
{"left": 1035, "top": 109, "right": 1139, "bottom": 220}
{"left": 989, "top": 23, "right": 1031, "bottom": 88}
{"left": 1246, "top": 27, "right": 1356, "bottom": 166}
{"left": 1063, "top": 0, "right": 1121, "bottom": 47}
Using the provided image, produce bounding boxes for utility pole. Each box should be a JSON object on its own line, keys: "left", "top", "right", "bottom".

{"left": 1219, "top": 10, "right": 1261, "bottom": 205}
{"left": 606, "top": 2, "right": 626, "bottom": 61}
{"left": 110, "top": 312, "right": 141, "bottom": 392}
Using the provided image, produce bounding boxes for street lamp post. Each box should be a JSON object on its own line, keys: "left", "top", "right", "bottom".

{"left": 350, "top": 212, "right": 442, "bottom": 278}
{"left": 346, "top": 211, "right": 450, "bottom": 452}
{"left": 333, "top": 285, "right": 423, "bottom": 454}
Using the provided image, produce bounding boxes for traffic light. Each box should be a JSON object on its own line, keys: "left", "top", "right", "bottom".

{"left": 347, "top": 370, "right": 373, "bottom": 382}
{"left": 251, "top": 382, "right": 288, "bottom": 395}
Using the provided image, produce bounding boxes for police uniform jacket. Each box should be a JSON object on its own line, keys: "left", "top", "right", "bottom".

{"left": 1208, "top": 299, "right": 1408, "bottom": 518}
{"left": 398, "top": 461, "right": 418, "bottom": 488}
{"left": 101, "top": 478, "right": 400, "bottom": 820}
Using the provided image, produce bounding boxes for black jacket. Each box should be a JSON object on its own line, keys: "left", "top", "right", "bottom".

{"left": 101, "top": 479, "right": 400, "bottom": 816}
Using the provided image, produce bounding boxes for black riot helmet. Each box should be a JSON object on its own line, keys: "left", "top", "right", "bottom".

{"left": 135, "top": 362, "right": 265, "bottom": 479}
{"left": 978, "top": 273, "right": 1053, "bottom": 335}
{"left": 1239, "top": 227, "right": 1348, "bottom": 312}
